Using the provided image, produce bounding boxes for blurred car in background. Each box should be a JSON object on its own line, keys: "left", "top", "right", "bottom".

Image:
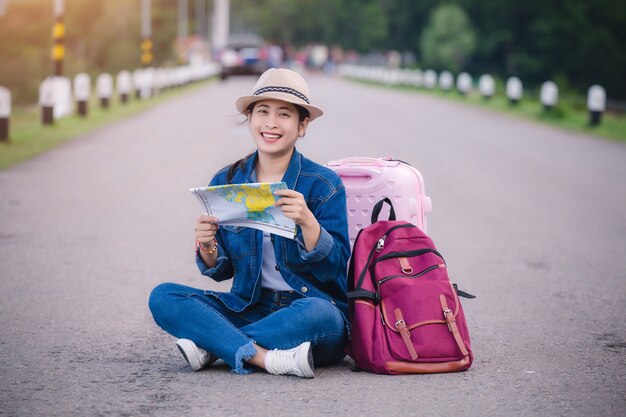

{"left": 219, "top": 33, "right": 270, "bottom": 80}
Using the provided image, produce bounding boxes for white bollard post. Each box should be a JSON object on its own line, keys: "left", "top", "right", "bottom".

{"left": 133, "top": 69, "right": 144, "bottom": 99}
{"left": 143, "top": 67, "right": 155, "bottom": 98}
{"left": 0, "top": 86, "right": 10, "bottom": 141}
{"left": 540, "top": 81, "right": 558, "bottom": 111}
{"left": 409, "top": 69, "right": 423, "bottom": 88}
{"left": 479, "top": 74, "right": 495, "bottom": 99}
{"left": 39, "top": 78, "right": 55, "bottom": 125}
{"left": 423, "top": 70, "right": 437, "bottom": 89}
{"left": 116, "top": 70, "right": 132, "bottom": 104}
{"left": 73, "top": 73, "right": 91, "bottom": 116}
{"left": 96, "top": 73, "right": 113, "bottom": 109}
{"left": 438, "top": 71, "right": 454, "bottom": 91}
{"left": 456, "top": 72, "right": 472, "bottom": 95}
{"left": 133, "top": 68, "right": 152, "bottom": 99}
{"left": 587, "top": 85, "right": 606, "bottom": 126}
{"left": 506, "top": 77, "right": 523, "bottom": 105}
{"left": 154, "top": 68, "right": 166, "bottom": 94}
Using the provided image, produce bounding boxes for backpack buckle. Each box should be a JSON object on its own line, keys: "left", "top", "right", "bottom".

{"left": 443, "top": 308, "right": 454, "bottom": 331}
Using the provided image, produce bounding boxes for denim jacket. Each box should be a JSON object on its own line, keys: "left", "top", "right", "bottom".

{"left": 196, "top": 149, "right": 351, "bottom": 317}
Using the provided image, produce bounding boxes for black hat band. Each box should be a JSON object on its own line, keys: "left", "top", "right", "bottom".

{"left": 252, "top": 86, "right": 310, "bottom": 104}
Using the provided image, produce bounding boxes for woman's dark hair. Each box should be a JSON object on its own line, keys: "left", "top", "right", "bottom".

{"left": 226, "top": 101, "right": 310, "bottom": 183}
{"left": 293, "top": 105, "right": 311, "bottom": 123}
{"left": 226, "top": 153, "right": 253, "bottom": 184}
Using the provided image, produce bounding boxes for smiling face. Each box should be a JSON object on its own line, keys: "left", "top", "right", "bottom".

{"left": 248, "top": 99, "right": 309, "bottom": 159}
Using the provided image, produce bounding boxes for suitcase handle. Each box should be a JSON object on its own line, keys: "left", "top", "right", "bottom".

{"left": 327, "top": 157, "right": 398, "bottom": 167}
{"left": 331, "top": 167, "right": 391, "bottom": 192}
{"left": 331, "top": 167, "right": 382, "bottom": 176}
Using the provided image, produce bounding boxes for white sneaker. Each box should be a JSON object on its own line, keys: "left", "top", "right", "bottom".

{"left": 264, "top": 341, "right": 314, "bottom": 378}
{"left": 176, "top": 339, "right": 215, "bottom": 371}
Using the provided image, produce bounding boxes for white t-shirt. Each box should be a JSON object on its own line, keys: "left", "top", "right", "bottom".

{"left": 261, "top": 232, "right": 292, "bottom": 291}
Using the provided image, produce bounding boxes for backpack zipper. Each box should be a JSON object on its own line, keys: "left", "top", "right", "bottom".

{"left": 373, "top": 248, "right": 445, "bottom": 264}
{"left": 376, "top": 236, "right": 386, "bottom": 252}
{"left": 375, "top": 223, "right": 414, "bottom": 252}
{"left": 354, "top": 223, "right": 417, "bottom": 292}
{"left": 377, "top": 264, "right": 442, "bottom": 286}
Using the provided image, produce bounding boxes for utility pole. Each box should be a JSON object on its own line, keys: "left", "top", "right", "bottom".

{"left": 141, "top": 0, "right": 153, "bottom": 67}
{"left": 206, "top": 0, "right": 211, "bottom": 45}
{"left": 177, "top": 0, "right": 189, "bottom": 64}
{"left": 178, "top": 0, "right": 188, "bottom": 40}
{"left": 195, "top": 0, "right": 206, "bottom": 38}
{"left": 52, "top": 0, "right": 64, "bottom": 76}
{"left": 212, "top": 0, "right": 229, "bottom": 51}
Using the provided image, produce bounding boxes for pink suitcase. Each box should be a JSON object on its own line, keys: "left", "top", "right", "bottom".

{"left": 327, "top": 157, "right": 432, "bottom": 246}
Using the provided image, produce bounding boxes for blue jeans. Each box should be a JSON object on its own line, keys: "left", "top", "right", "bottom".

{"left": 149, "top": 283, "right": 347, "bottom": 374}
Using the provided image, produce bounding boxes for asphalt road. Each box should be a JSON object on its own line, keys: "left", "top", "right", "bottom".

{"left": 1, "top": 74, "right": 625, "bottom": 417}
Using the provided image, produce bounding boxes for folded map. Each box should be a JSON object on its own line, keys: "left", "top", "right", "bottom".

{"left": 190, "top": 182, "right": 296, "bottom": 239}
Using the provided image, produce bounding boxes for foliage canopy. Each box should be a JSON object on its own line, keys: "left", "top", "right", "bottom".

{"left": 1, "top": 0, "right": 625, "bottom": 103}
{"left": 419, "top": 4, "right": 476, "bottom": 73}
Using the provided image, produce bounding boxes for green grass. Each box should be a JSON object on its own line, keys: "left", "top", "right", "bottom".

{"left": 350, "top": 78, "right": 626, "bottom": 143}
{"left": 0, "top": 78, "right": 216, "bottom": 170}
{"left": 3, "top": 75, "right": 623, "bottom": 171}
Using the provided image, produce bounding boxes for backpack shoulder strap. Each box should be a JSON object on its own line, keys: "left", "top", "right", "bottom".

{"left": 346, "top": 289, "right": 379, "bottom": 303}
{"left": 371, "top": 197, "right": 396, "bottom": 223}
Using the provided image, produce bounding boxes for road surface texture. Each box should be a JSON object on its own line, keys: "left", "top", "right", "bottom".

{"left": 1, "top": 75, "right": 625, "bottom": 416}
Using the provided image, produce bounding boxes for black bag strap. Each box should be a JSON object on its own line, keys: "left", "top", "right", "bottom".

{"left": 371, "top": 197, "right": 396, "bottom": 223}
{"left": 453, "top": 284, "right": 477, "bottom": 299}
{"left": 346, "top": 228, "right": 365, "bottom": 294}
{"left": 346, "top": 289, "right": 379, "bottom": 303}
{"left": 351, "top": 224, "right": 413, "bottom": 302}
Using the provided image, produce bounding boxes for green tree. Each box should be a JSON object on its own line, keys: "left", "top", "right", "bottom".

{"left": 2, "top": 0, "right": 625, "bottom": 102}
{"left": 0, "top": 0, "right": 183, "bottom": 105}
{"left": 0, "top": 0, "right": 52, "bottom": 104}
{"left": 386, "top": 0, "right": 438, "bottom": 53}
{"left": 359, "top": 1, "right": 389, "bottom": 51}
{"left": 235, "top": 0, "right": 388, "bottom": 53}
{"left": 460, "top": 0, "right": 626, "bottom": 99}
{"left": 419, "top": 4, "right": 476, "bottom": 72}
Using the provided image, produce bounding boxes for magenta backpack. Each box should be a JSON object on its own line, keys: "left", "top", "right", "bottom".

{"left": 346, "top": 198, "right": 474, "bottom": 374}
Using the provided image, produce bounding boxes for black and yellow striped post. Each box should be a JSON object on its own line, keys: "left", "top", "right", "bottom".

{"left": 52, "top": 0, "right": 64, "bottom": 76}
{"left": 141, "top": 0, "right": 152, "bottom": 69}
{"left": 141, "top": 37, "right": 153, "bottom": 67}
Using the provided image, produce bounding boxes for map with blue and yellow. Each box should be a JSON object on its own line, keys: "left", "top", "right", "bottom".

{"left": 190, "top": 182, "right": 296, "bottom": 239}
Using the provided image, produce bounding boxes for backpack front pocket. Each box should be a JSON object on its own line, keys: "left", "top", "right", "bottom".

{"left": 379, "top": 279, "right": 464, "bottom": 362}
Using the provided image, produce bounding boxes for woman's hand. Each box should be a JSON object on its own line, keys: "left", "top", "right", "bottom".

{"left": 195, "top": 215, "right": 219, "bottom": 247}
{"left": 273, "top": 189, "right": 314, "bottom": 226}
{"left": 195, "top": 215, "right": 219, "bottom": 266}
{"left": 274, "top": 189, "right": 320, "bottom": 251}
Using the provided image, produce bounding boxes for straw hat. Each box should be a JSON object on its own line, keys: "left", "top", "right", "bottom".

{"left": 235, "top": 68, "right": 324, "bottom": 121}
